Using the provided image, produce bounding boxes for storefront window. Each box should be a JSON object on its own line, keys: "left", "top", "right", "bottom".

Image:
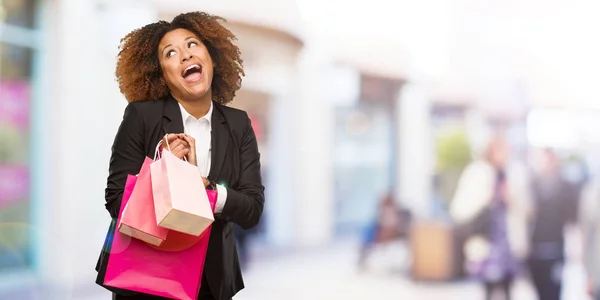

{"left": 0, "top": 34, "right": 35, "bottom": 270}
{"left": 1, "top": 0, "right": 36, "bottom": 28}
{"left": 333, "top": 104, "right": 394, "bottom": 233}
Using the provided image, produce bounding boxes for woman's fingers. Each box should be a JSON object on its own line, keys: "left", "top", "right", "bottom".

{"left": 174, "top": 148, "right": 190, "bottom": 160}
{"left": 161, "top": 133, "right": 193, "bottom": 161}
{"left": 163, "top": 134, "right": 179, "bottom": 148}
{"left": 168, "top": 138, "right": 189, "bottom": 150}
{"left": 171, "top": 144, "right": 187, "bottom": 158}
{"left": 181, "top": 135, "right": 196, "bottom": 149}
{"left": 166, "top": 133, "right": 180, "bottom": 143}
{"left": 163, "top": 134, "right": 190, "bottom": 152}
{"left": 179, "top": 148, "right": 190, "bottom": 159}
{"left": 180, "top": 135, "right": 197, "bottom": 166}
{"left": 169, "top": 139, "right": 180, "bottom": 150}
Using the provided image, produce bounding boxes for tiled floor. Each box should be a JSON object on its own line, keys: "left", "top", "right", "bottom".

{"left": 239, "top": 240, "right": 587, "bottom": 300}
{"left": 4, "top": 239, "right": 591, "bottom": 300}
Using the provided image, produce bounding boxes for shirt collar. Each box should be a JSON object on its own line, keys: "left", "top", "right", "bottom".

{"left": 178, "top": 100, "right": 213, "bottom": 125}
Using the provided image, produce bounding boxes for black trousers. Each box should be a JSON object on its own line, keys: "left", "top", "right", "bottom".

{"left": 112, "top": 290, "right": 224, "bottom": 300}
{"left": 112, "top": 273, "right": 225, "bottom": 300}
{"left": 112, "top": 288, "right": 217, "bottom": 300}
{"left": 528, "top": 258, "right": 563, "bottom": 300}
{"left": 112, "top": 294, "right": 220, "bottom": 300}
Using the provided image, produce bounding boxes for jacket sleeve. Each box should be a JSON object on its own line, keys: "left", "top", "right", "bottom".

{"left": 105, "top": 103, "right": 146, "bottom": 219}
{"left": 219, "top": 114, "right": 265, "bottom": 230}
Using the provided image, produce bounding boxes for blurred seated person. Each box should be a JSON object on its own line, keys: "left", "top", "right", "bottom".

{"left": 357, "top": 191, "right": 411, "bottom": 270}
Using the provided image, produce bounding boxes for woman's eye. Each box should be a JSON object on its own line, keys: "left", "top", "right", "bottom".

{"left": 166, "top": 50, "right": 176, "bottom": 57}
{"left": 188, "top": 41, "right": 198, "bottom": 48}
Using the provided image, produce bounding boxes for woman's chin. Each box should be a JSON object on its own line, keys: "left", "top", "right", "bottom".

{"left": 183, "top": 87, "right": 211, "bottom": 100}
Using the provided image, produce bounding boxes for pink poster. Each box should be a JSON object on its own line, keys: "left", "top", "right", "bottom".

{"left": 0, "top": 80, "right": 30, "bottom": 130}
{"left": 0, "top": 165, "right": 29, "bottom": 209}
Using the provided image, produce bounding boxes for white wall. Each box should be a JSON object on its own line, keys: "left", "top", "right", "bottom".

{"left": 397, "top": 84, "right": 434, "bottom": 217}
{"left": 292, "top": 44, "right": 335, "bottom": 246}
{"left": 150, "top": 0, "right": 305, "bottom": 42}
{"left": 36, "top": 0, "right": 158, "bottom": 293}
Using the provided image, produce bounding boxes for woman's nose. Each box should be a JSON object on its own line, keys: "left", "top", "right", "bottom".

{"left": 181, "top": 51, "right": 193, "bottom": 62}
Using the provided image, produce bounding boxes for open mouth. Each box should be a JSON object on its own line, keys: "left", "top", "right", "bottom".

{"left": 181, "top": 64, "right": 203, "bottom": 81}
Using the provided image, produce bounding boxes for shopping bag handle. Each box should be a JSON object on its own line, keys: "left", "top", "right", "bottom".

{"left": 153, "top": 133, "right": 188, "bottom": 162}
{"left": 153, "top": 139, "right": 163, "bottom": 160}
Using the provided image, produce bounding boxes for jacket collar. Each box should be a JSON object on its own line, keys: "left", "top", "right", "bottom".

{"left": 162, "top": 95, "right": 184, "bottom": 135}
{"left": 209, "top": 102, "right": 229, "bottom": 180}
{"left": 162, "top": 95, "right": 229, "bottom": 180}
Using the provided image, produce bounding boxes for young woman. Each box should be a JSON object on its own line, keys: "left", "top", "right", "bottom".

{"left": 95, "top": 12, "right": 265, "bottom": 300}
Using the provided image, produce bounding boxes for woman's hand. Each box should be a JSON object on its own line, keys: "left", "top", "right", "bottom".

{"left": 162, "top": 133, "right": 192, "bottom": 162}
{"left": 180, "top": 134, "right": 197, "bottom": 166}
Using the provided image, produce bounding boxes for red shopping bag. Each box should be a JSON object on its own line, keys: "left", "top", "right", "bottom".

{"left": 104, "top": 173, "right": 217, "bottom": 300}
{"left": 118, "top": 157, "right": 168, "bottom": 246}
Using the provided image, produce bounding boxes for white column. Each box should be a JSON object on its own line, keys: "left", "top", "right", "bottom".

{"left": 263, "top": 93, "right": 296, "bottom": 246}
{"left": 239, "top": 65, "right": 299, "bottom": 247}
{"left": 33, "top": 0, "right": 70, "bottom": 291}
{"left": 37, "top": 0, "right": 157, "bottom": 293}
{"left": 396, "top": 84, "right": 433, "bottom": 217}
{"left": 292, "top": 45, "right": 335, "bottom": 246}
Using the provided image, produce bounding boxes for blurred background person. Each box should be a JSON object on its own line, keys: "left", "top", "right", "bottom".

{"left": 450, "top": 136, "right": 531, "bottom": 300}
{"left": 579, "top": 172, "right": 600, "bottom": 300}
{"left": 356, "top": 191, "right": 408, "bottom": 271}
{"left": 527, "top": 149, "right": 580, "bottom": 300}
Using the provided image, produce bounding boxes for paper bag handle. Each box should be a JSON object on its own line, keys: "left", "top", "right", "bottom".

{"left": 154, "top": 133, "right": 188, "bottom": 162}
{"left": 153, "top": 139, "right": 163, "bottom": 160}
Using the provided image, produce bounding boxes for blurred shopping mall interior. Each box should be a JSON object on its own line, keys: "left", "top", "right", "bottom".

{"left": 1, "top": 0, "right": 600, "bottom": 299}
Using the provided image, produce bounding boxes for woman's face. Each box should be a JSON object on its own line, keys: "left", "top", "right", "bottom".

{"left": 488, "top": 138, "right": 508, "bottom": 167}
{"left": 158, "top": 28, "right": 214, "bottom": 102}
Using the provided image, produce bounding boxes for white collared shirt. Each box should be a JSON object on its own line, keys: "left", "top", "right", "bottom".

{"left": 178, "top": 101, "right": 227, "bottom": 214}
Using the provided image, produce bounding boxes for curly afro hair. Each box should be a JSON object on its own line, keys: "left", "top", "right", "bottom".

{"left": 115, "top": 12, "right": 244, "bottom": 104}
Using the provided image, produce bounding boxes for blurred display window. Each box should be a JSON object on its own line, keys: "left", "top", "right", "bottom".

{"left": 0, "top": 0, "right": 37, "bottom": 271}
{"left": 1, "top": 0, "right": 36, "bottom": 28}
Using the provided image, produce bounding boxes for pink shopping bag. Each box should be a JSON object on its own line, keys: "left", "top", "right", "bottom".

{"left": 151, "top": 137, "right": 214, "bottom": 236}
{"left": 118, "top": 157, "right": 168, "bottom": 246}
{"left": 104, "top": 173, "right": 217, "bottom": 300}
